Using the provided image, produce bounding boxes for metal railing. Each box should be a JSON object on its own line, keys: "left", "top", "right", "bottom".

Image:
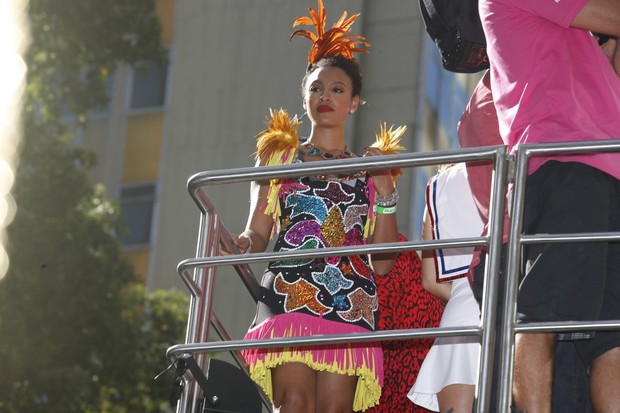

{"left": 498, "top": 139, "right": 620, "bottom": 411}
{"left": 168, "top": 145, "right": 508, "bottom": 413}
{"left": 168, "top": 140, "right": 620, "bottom": 412}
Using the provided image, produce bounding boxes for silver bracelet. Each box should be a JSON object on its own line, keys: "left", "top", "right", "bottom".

{"left": 239, "top": 234, "right": 253, "bottom": 254}
{"left": 375, "top": 187, "right": 399, "bottom": 207}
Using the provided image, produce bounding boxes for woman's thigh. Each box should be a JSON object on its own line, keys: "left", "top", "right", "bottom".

{"left": 316, "top": 370, "right": 358, "bottom": 413}
{"left": 272, "top": 362, "right": 317, "bottom": 413}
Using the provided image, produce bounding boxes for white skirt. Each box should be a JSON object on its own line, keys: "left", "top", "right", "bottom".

{"left": 407, "top": 278, "right": 481, "bottom": 411}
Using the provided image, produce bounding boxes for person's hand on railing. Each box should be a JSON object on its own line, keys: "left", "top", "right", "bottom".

{"left": 220, "top": 233, "right": 253, "bottom": 255}
{"left": 363, "top": 146, "right": 395, "bottom": 195}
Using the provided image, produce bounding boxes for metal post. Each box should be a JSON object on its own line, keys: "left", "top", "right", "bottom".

{"left": 177, "top": 211, "right": 220, "bottom": 413}
{"left": 475, "top": 146, "right": 508, "bottom": 413}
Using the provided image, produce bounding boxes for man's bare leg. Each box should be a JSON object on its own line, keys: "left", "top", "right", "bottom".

{"left": 513, "top": 332, "right": 556, "bottom": 413}
{"left": 589, "top": 346, "right": 620, "bottom": 413}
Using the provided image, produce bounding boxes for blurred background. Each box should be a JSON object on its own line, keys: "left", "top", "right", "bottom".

{"left": 0, "top": 0, "right": 483, "bottom": 411}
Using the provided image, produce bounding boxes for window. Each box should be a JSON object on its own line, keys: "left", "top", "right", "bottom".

{"left": 130, "top": 61, "right": 169, "bottom": 110}
{"left": 120, "top": 184, "right": 156, "bottom": 246}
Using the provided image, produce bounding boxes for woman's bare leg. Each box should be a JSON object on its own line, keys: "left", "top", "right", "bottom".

{"left": 272, "top": 362, "right": 317, "bottom": 413}
{"left": 437, "top": 383, "right": 475, "bottom": 413}
{"left": 316, "top": 370, "right": 358, "bottom": 413}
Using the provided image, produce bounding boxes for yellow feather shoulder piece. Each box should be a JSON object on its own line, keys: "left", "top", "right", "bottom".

{"left": 370, "top": 122, "right": 407, "bottom": 154}
{"left": 254, "top": 108, "right": 302, "bottom": 237}
{"left": 255, "top": 108, "right": 302, "bottom": 165}
{"left": 363, "top": 123, "right": 407, "bottom": 240}
{"left": 369, "top": 122, "right": 407, "bottom": 181}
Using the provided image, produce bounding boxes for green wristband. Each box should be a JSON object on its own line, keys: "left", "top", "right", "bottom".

{"left": 375, "top": 204, "right": 397, "bottom": 214}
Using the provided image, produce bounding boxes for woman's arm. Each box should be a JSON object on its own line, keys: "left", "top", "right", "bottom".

{"left": 420, "top": 208, "right": 452, "bottom": 305}
{"left": 365, "top": 147, "right": 400, "bottom": 275}
{"left": 222, "top": 158, "right": 275, "bottom": 255}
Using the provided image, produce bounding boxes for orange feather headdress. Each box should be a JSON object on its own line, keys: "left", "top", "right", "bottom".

{"left": 290, "top": 0, "right": 370, "bottom": 64}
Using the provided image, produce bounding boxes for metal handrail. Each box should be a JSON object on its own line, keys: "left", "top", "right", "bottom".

{"left": 498, "top": 138, "right": 620, "bottom": 411}
{"left": 167, "top": 325, "right": 482, "bottom": 355}
{"left": 171, "top": 146, "right": 509, "bottom": 413}
{"left": 187, "top": 146, "right": 504, "bottom": 212}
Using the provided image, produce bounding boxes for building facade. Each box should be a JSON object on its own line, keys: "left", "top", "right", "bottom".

{"left": 80, "top": 0, "right": 480, "bottom": 339}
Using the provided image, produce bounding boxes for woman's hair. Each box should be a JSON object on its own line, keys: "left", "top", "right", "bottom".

{"left": 301, "top": 55, "right": 363, "bottom": 98}
{"left": 437, "top": 163, "right": 455, "bottom": 173}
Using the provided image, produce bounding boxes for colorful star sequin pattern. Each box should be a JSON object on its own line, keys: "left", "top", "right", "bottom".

{"left": 261, "top": 176, "right": 378, "bottom": 329}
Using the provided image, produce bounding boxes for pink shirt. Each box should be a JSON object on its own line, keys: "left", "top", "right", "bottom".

{"left": 457, "top": 72, "right": 509, "bottom": 243}
{"left": 458, "top": 73, "right": 510, "bottom": 275}
{"left": 479, "top": 0, "right": 620, "bottom": 180}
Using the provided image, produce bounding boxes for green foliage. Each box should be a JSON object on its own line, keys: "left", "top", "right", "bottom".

{"left": 25, "top": 0, "right": 167, "bottom": 122}
{"left": 0, "top": 0, "right": 187, "bottom": 411}
{"left": 0, "top": 122, "right": 189, "bottom": 412}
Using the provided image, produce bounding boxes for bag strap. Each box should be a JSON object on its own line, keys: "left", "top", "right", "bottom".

{"left": 419, "top": 0, "right": 451, "bottom": 41}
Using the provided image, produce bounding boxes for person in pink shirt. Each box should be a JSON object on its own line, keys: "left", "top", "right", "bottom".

{"left": 479, "top": 0, "right": 620, "bottom": 412}
{"left": 463, "top": 71, "right": 593, "bottom": 412}
{"left": 457, "top": 71, "right": 508, "bottom": 244}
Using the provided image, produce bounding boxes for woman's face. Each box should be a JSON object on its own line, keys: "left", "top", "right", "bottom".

{"left": 303, "top": 66, "right": 360, "bottom": 128}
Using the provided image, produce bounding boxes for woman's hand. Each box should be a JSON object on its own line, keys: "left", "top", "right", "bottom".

{"left": 363, "top": 146, "right": 395, "bottom": 196}
{"left": 220, "top": 233, "right": 252, "bottom": 255}
{"left": 363, "top": 146, "right": 399, "bottom": 275}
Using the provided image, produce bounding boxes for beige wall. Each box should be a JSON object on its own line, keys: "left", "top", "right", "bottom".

{"left": 146, "top": 0, "right": 426, "bottom": 339}
{"left": 76, "top": 0, "right": 490, "bottom": 363}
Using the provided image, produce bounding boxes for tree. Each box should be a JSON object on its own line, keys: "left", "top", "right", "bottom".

{"left": 26, "top": 0, "right": 167, "bottom": 122}
{"left": 0, "top": 1, "right": 187, "bottom": 411}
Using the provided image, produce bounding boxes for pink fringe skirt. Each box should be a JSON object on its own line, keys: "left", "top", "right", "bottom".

{"left": 242, "top": 312, "right": 383, "bottom": 411}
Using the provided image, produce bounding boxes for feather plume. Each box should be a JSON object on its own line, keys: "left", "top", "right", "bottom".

{"left": 363, "top": 124, "right": 407, "bottom": 240}
{"left": 370, "top": 122, "right": 407, "bottom": 181}
{"left": 254, "top": 108, "right": 302, "bottom": 237}
{"left": 290, "top": 0, "right": 369, "bottom": 63}
{"left": 255, "top": 108, "right": 301, "bottom": 162}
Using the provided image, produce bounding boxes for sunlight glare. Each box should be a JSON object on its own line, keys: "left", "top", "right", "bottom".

{"left": 0, "top": 0, "right": 29, "bottom": 281}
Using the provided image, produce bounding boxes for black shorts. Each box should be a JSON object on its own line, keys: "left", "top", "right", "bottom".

{"left": 519, "top": 161, "right": 620, "bottom": 364}
{"left": 472, "top": 247, "right": 593, "bottom": 410}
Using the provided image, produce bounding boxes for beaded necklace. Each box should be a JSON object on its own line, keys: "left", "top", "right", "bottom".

{"left": 300, "top": 141, "right": 354, "bottom": 159}
{"left": 297, "top": 140, "right": 366, "bottom": 182}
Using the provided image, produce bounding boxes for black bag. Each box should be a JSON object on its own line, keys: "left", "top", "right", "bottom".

{"left": 169, "top": 355, "right": 262, "bottom": 413}
{"left": 418, "top": 0, "right": 489, "bottom": 73}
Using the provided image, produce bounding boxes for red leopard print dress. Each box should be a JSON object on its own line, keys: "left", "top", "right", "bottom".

{"left": 366, "top": 234, "right": 444, "bottom": 413}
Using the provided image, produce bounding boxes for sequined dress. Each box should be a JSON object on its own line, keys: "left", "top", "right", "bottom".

{"left": 242, "top": 165, "right": 384, "bottom": 411}
{"left": 252, "top": 172, "right": 378, "bottom": 329}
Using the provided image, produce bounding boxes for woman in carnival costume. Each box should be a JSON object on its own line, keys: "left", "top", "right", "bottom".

{"left": 223, "top": 1, "right": 406, "bottom": 411}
